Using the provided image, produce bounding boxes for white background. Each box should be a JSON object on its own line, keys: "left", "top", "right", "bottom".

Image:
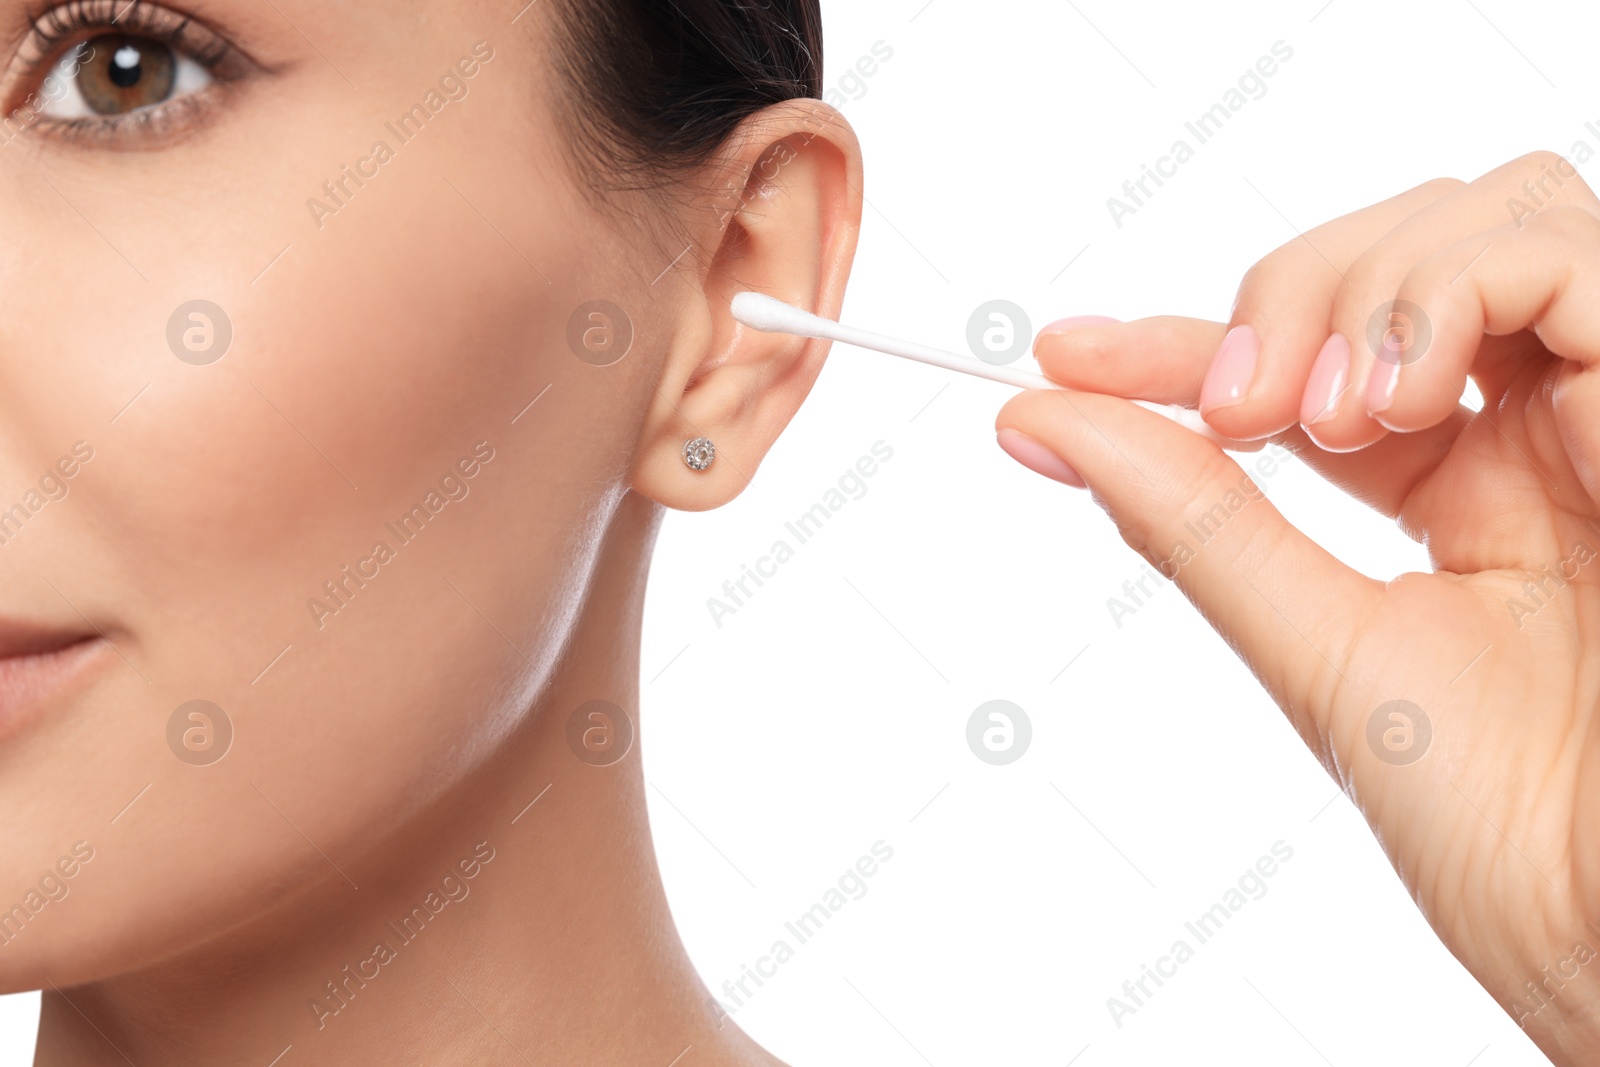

{"left": 5, "top": 0, "right": 1594, "bottom": 1063}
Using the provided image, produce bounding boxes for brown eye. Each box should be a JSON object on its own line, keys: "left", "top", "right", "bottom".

{"left": 34, "top": 29, "right": 215, "bottom": 127}
{"left": 74, "top": 35, "right": 177, "bottom": 115}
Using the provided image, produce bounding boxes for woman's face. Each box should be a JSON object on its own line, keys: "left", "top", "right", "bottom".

{"left": 0, "top": 0, "right": 664, "bottom": 987}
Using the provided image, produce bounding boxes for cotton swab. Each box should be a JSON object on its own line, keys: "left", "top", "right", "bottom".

{"left": 730, "top": 292, "right": 1260, "bottom": 451}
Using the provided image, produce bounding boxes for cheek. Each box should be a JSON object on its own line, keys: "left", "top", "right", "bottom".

{"left": 0, "top": 103, "right": 650, "bottom": 984}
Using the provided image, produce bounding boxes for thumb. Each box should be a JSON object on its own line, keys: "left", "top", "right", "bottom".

{"left": 996, "top": 387, "right": 1384, "bottom": 750}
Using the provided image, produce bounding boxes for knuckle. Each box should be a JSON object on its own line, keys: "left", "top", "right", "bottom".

{"left": 1501, "top": 149, "right": 1594, "bottom": 202}
{"left": 1110, "top": 511, "right": 1157, "bottom": 564}
{"left": 1330, "top": 257, "right": 1389, "bottom": 324}
{"left": 1177, "top": 451, "right": 1254, "bottom": 520}
{"left": 1232, "top": 246, "right": 1312, "bottom": 315}
{"left": 1415, "top": 176, "right": 1467, "bottom": 198}
{"left": 1526, "top": 203, "right": 1600, "bottom": 242}
{"left": 1401, "top": 245, "right": 1462, "bottom": 294}
{"left": 1514, "top": 148, "right": 1571, "bottom": 174}
{"left": 1129, "top": 454, "right": 1237, "bottom": 558}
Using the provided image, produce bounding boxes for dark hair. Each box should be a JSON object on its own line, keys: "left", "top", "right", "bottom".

{"left": 550, "top": 0, "right": 824, "bottom": 191}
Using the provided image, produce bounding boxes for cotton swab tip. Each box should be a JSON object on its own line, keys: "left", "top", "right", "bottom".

{"left": 731, "top": 292, "right": 826, "bottom": 337}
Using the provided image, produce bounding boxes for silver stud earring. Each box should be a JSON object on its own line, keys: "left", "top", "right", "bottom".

{"left": 682, "top": 437, "right": 716, "bottom": 472}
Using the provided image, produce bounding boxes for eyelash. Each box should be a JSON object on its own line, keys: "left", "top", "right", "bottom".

{"left": 13, "top": 0, "right": 243, "bottom": 145}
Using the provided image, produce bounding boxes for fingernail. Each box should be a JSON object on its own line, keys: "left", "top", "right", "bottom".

{"left": 1199, "top": 325, "right": 1259, "bottom": 416}
{"left": 1039, "top": 315, "right": 1121, "bottom": 335}
{"left": 1300, "top": 333, "right": 1350, "bottom": 427}
{"left": 996, "top": 429, "right": 1086, "bottom": 489}
{"left": 1367, "top": 346, "right": 1401, "bottom": 415}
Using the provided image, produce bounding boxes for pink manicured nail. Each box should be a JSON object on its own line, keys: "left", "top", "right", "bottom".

{"left": 1039, "top": 315, "right": 1121, "bottom": 335}
{"left": 1300, "top": 334, "right": 1350, "bottom": 427}
{"left": 1367, "top": 351, "right": 1401, "bottom": 414}
{"left": 1199, "top": 325, "right": 1259, "bottom": 416}
{"left": 996, "top": 429, "right": 1086, "bottom": 489}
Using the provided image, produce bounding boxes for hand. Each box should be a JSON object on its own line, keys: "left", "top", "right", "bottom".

{"left": 996, "top": 151, "right": 1600, "bottom": 1065}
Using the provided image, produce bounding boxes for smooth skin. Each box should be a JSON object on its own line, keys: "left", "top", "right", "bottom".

{"left": 0, "top": 1, "right": 862, "bottom": 1065}
{"left": 997, "top": 150, "right": 1600, "bottom": 1065}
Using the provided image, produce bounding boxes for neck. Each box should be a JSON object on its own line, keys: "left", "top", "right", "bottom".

{"left": 36, "top": 491, "right": 781, "bottom": 1067}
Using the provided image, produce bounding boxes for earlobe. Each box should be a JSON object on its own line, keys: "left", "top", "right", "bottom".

{"left": 629, "top": 101, "right": 863, "bottom": 512}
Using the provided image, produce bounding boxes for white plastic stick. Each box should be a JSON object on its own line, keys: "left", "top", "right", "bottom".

{"left": 731, "top": 292, "right": 1260, "bottom": 451}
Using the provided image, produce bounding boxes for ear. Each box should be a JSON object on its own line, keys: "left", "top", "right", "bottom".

{"left": 629, "top": 100, "right": 863, "bottom": 511}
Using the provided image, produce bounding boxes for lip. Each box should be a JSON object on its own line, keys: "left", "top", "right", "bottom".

{"left": 0, "top": 625, "right": 108, "bottom": 742}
